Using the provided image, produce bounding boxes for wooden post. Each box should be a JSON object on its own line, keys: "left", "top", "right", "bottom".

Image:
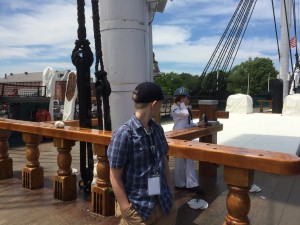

{"left": 91, "top": 143, "right": 115, "bottom": 216}
{"left": 53, "top": 138, "right": 76, "bottom": 201}
{"left": 0, "top": 129, "right": 12, "bottom": 179}
{"left": 258, "top": 101, "right": 264, "bottom": 112}
{"left": 22, "top": 133, "right": 43, "bottom": 189}
{"left": 198, "top": 100, "right": 218, "bottom": 121}
{"left": 223, "top": 166, "right": 253, "bottom": 225}
{"left": 198, "top": 100, "right": 219, "bottom": 181}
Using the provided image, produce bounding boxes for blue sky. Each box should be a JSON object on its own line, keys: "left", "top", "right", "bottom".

{"left": 0, "top": 0, "right": 297, "bottom": 78}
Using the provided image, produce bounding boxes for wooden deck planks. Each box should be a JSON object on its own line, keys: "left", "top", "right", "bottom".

{"left": 1, "top": 142, "right": 300, "bottom": 225}
{"left": 279, "top": 175, "right": 300, "bottom": 225}
{"left": 248, "top": 173, "right": 300, "bottom": 225}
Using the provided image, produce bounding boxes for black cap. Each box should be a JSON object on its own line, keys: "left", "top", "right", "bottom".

{"left": 133, "top": 82, "right": 165, "bottom": 103}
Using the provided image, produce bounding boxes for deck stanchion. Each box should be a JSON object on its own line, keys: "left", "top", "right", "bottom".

{"left": 53, "top": 138, "right": 76, "bottom": 201}
{"left": 198, "top": 100, "right": 219, "bottom": 181}
{"left": 91, "top": 143, "right": 114, "bottom": 216}
{"left": 22, "top": 133, "right": 43, "bottom": 189}
{"left": 0, "top": 129, "right": 12, "bottom": 179}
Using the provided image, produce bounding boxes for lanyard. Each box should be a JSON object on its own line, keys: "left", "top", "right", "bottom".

{"left": 144, "top": 128, "right": 159, "bottom": 175}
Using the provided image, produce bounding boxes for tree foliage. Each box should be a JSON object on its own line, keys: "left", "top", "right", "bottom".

{"left": 155, "top": 70, "right": 229, "bottom": 99}
{"left": 154, "top": 72, "right": 199, "bottom": 96}
{"left": 227, "top": 57, "right": 278, "bottom": 95}
{"left": 154, "top": 57, "right": 278, "bottom": 99}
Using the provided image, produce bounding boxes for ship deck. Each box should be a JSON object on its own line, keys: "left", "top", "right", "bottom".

{"left": 1, "top": 141, "right": 300, "bottom": 225}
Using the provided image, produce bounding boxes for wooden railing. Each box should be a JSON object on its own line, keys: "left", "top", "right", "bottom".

{"left": 0, "top": 118, "right": 112, "bottom": 215}
{"left": 1, "top": 118, "right": 300, "bottom": 225}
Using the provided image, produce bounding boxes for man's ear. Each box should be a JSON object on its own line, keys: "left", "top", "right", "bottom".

{"left": 152, "top": 100, "right": 158, "bottom": 108}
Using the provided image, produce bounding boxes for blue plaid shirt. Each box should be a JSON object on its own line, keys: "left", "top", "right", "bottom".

{"left": 107, "top": 115, "right": 173, "bottom": 219}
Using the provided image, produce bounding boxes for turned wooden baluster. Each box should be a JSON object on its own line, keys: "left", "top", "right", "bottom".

{"left": 53, "top": 138, "right": 76, "bottom": 201}
{"left": 223, "top": 166, "right": 253, "bottom": 225}
{"left": 22, "top": 133, "right": 43, "bottom": 189}
{"left": 91, "top": 143, "right": 115, "bottom": 216}
{"left": 0, "top": 129, "right": 12, "bottom": 179}
{"left": 94, "top": 144, "right": 110, "bottom": 187}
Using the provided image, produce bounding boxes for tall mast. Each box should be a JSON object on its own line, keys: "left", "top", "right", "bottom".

{"left": 99, "top": 0, "right": 167, "bottom": 130}
{"left": 280, "top": 0, "right": 292, "bottom": 99}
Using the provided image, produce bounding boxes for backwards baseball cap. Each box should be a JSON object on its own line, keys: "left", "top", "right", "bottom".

{"left": 133, "top": 82, "right": 165, "bottom": 103}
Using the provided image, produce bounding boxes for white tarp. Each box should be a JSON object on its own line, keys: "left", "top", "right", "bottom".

{"left": 282, "top": 94, "right": 300, "bottom": 116}
{"left": 225, "top": 94, "right": 253, "bottom": 114}
{"left": 42, "top": 67, "right": 60, "bottom": 120}
{"left": 42, "top": 67, "right": 69, "bottom": 120}
{"left": 62, "top": 71, "right": 78, "bottom": 121}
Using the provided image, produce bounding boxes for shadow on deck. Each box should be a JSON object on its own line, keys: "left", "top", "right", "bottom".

{"left": 1, "top": 142, "right": 300, "bottom": 225}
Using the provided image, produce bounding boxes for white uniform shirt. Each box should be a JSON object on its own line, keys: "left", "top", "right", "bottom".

{"left": 171, "top": 102, "right": 197, "bottom": 130}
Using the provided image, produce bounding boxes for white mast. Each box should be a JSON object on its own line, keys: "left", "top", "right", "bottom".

{"left": 279, "top": 0, "right": 292, "bottom": 99}
{"left": 99, "top": 0, "right": 166, "bottom": 130}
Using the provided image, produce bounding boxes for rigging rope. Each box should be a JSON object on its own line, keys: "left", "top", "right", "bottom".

{"left": 229, "top": 0, "right": 258, "bottom": 71}
{"left": 222, "top": 0, "right": 254, "bottom": 71}
{"left": 71, "top": 0, "right": 94, "bottom": 192}
{"left": 201, "top": 0, "right": 298, "bottom": 96}
{"left": 91, "top": 0, "right": 112, "bottom": 131}
{"left": 212, "top": 0, "right": 251, "bottom": 72}
{"left": 212, "top": 0, "right": 249, "bottom": 72}
{"left": 201, "top": 0, "right": 244, "bottom": 75}
{"left": 202, "top": 0, "right": 257, "bottom": 76}
{"left": 271, "top": 0, "right": 281, "bottom": 62}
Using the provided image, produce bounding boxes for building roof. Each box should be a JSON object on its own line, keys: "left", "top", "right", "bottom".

{"left": 0, "top": 71, "right": 66, "bottom": 83}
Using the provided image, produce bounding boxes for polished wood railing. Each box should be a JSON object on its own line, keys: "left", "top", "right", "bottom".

{"left": 1, "top": 118, "right": 300, "bottom": 225}
{"left": 0, "top": 118, "right": 112, "bottom": 215}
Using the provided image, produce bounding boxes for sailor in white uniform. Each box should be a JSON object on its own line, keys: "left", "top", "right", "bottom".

{"left": 171, "top": 87, "right": 202, "bottom": 194}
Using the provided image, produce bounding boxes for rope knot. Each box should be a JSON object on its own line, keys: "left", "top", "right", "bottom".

{"left": 95, "top": 70, "right": 111, "bottom": 97}
{"left": 71, "top": 40, "right": 94, "bottom": 68}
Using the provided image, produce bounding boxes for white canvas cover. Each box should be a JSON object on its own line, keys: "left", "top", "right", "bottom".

{"left": 42, "top": 67, "right": 56, "bottom": 98}
{"left": 225, "top": 94, "right": 253, "bottom": 114}
{"left": 42, "top": 67, "right": 60, "bottom": 120}
{"left": 282, "top": 94, "right": 300, "bottom": 116}
{"left": 42, "top": 67, "right": 69, "bottom": 120}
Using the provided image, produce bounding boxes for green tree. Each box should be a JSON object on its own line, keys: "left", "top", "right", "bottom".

{"left": 154, "top": 72, "right": 181, "bottom": 95}
{"left": 227, "top": 57, "right": 278, "bottom": 95}
{"left": 154, "top": 72, "right": 200, "bottom": 96}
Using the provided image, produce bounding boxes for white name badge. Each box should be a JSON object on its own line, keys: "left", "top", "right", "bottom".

{"left": 148, "top": 176, "right": 161, "bottom": 196}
